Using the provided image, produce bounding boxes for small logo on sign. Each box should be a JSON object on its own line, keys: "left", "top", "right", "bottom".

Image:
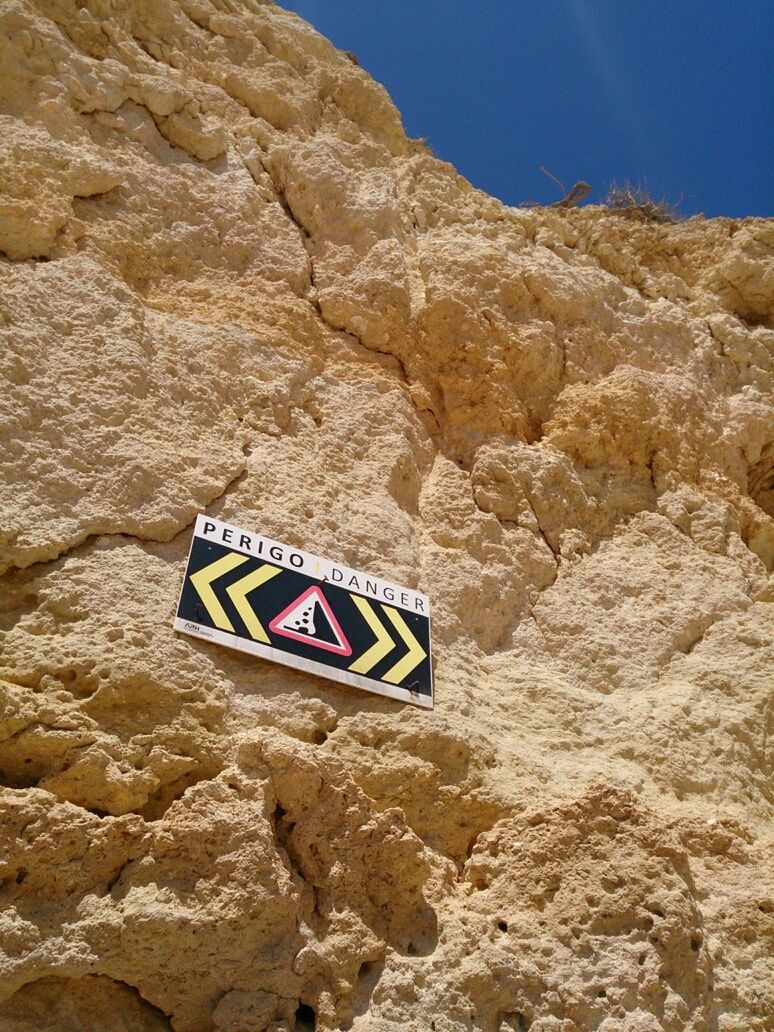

{"left": 269, "top": 586, "right": 352, "bottom": 656}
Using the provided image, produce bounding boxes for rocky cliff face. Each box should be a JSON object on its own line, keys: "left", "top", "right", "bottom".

{"left": 1, "top": 2, "right": 772, "bottom": 1030}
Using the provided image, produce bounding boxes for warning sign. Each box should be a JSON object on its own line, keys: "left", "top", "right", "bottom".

{"left": 173, "top": 515, "right": 433, "bottom": 708}
{"left": 269, "top": 586, "right": 352, "bottom": 656}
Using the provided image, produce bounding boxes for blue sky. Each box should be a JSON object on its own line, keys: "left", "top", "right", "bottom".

{"left": 281, "top": 1, "right": 772, "bottom": 218}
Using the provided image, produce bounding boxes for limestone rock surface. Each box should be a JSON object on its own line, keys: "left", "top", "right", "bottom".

{"left": 0, "top": 2, "right": 772, "bottom": 1030}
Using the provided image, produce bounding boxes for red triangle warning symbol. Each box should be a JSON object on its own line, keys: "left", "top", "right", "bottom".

{"left": 269, "top": 586, "right": 352, "bottom": 657}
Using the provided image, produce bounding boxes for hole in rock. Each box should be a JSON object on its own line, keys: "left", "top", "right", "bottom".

{"left": 498, "top": 1012, "right": 530, "bottom": 1031}
{"left": 748, "top": 445, "right": 774, "bottom": 518}
{"left": 0, "top": 764, "right": 40, "bottom": 791}
{"left": 739, "top": 312, "right": 769, "bottom": 329}
{"left": 138, "top": 762, "right": 226, "bottom": 821}
{"left": 497, "top": 920, "right": 509, "bottom": 932}
{"left": 347, "top": 956, "right": 384, "bottom": 1026}
{"left": 295, "top": 1003, "right": 316, "bottom": 1030}
{"left": 691, "top": 934, "right": 702, "bottom": 952}
{"left": 0, "top": 975, "right": 172, "bottom": 1030}
{"left": 271, "top": 802, "right": 296, "bottom": 857}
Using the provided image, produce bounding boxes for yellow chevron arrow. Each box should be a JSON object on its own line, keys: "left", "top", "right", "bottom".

{"left": 348, "top": 595, "right": 395, "bottom": 674}
{"left": 226, "top": 564, "right": 281, "bottom": 643}
{"left": 382, "top": 606, "right": 427, "bottom": 685}
{"left": 189, "top": 552, "right": 249, "bottom": 633}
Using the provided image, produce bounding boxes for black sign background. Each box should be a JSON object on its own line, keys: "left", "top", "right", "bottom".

{"left": 177, "top": 537, "right": 432, "bottom": 698}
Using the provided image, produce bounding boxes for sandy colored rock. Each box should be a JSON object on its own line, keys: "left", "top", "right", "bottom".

{"left": 0, "top": 2, "right": 772, "bottom": 1030}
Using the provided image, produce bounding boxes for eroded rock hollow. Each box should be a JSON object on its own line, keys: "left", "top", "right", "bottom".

{"left": 1, "top": 2, "right": 772, "bottom": 1030}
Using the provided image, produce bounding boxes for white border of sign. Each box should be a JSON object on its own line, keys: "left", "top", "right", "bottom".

{"left": 173, "top": 515, "right": 433, "bottom": 709}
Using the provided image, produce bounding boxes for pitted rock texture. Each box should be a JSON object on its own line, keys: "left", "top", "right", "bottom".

{"left": 1, "top": 2, "right": 773, "bottom": 1030}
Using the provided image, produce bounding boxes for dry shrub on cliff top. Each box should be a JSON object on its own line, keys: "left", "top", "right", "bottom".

{"left": 605, "top": 179, "right": 682, "bottom": 223}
